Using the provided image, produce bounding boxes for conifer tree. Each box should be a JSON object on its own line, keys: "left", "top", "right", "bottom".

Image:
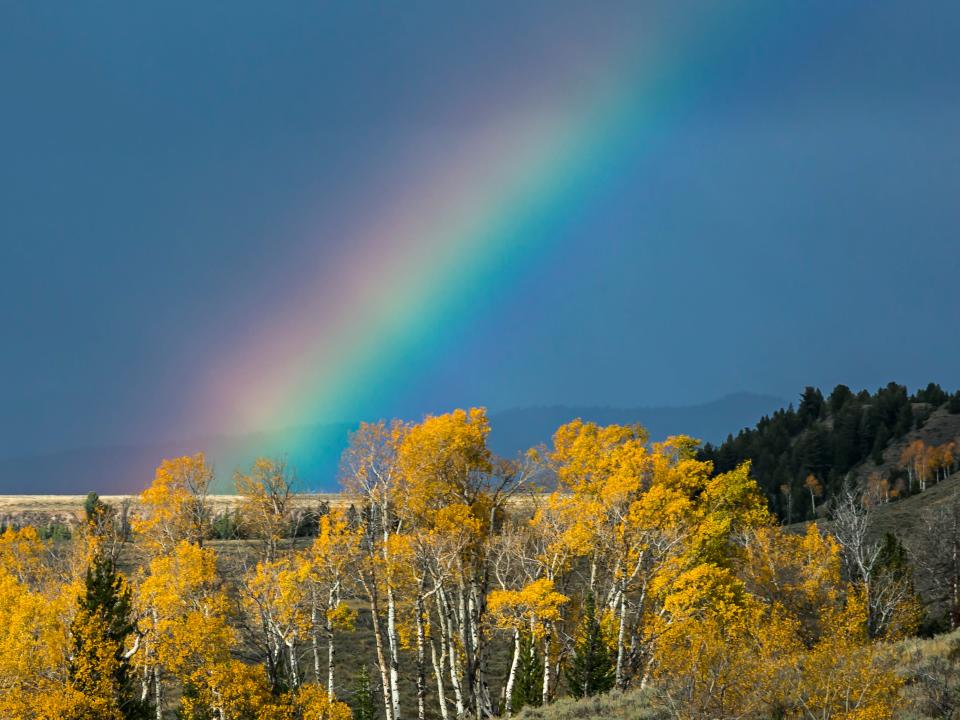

{"left": 70, "top": 553, "right": 150, "bottom": 719}
{"left": 949, "top": 391, "right": 960, "bottom": 414}
{"left": 353, "top": 664, "right": 378, "bottom": 720}
{"left": 566, "top": 592, "right": 615, "bottom": 699}
{"left": 511, "top": 633, "right": 543, "bottom": 712}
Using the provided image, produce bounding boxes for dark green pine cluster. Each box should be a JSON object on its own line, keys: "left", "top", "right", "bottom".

{"left": 700, "top": 383, "right": 960, "bottom": 522}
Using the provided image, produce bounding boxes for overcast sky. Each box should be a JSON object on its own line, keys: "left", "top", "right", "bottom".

{"left": 2, "top": 1, "right": 959, "bottom": 457}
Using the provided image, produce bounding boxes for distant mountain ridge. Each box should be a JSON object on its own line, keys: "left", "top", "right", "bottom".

{"left": 487, "top": 392, "right": 787, "bottom": 458}
{"left": 0, "top": 392, "right": 786, "bottom": 494}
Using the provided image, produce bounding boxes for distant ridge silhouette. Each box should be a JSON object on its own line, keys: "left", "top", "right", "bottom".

{"left": 487, "top": 392, "right": 788, "bottom": 458}
{"left": 0, "top": 392, "right": 786, "bottom": 494}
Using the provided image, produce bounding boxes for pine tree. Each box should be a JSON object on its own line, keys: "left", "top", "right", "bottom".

{"left": 352, "top": 664, "right": 378, "bottom": 720}
{"left": 949, "top": 392, "right": 960, "bottom": 414}
{"left": 871, "top": 425, "right": 890, "bottom": 466}
{"left": 84, "top": 491, "right": 104, "bottom": 524}
{"left": 70, "top": 553, "right": 151, "bottom": 719}
{"left": 895, "top": 402, "right": 914, "bottom": 436}
{"left": 566, "top": 593, "right": 615, "bottom": 699}
{"left": 511, "top": 633, "right": 543, "bottom": 712}
{"left": 875, "top": 532, "right": 908, "bottom": 578}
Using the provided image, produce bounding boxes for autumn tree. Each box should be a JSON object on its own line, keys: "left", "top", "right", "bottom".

{"left": 133, "top": 541, "right": 234, "bottom": 717}
{"left": 240, "top": 555, "right": 309, "bottom": 692}
{"left": 901, "top": 439, "right": 930, "bottom": 492}
{"left": 929, "top": 441, "right": 957, "bottom": 483}
{"left": 865, "top": 471, "right": 890, "bottom": 505}
{"left": 649, "top": 524, "right": 902, "bottom": 719}
{"left": 804, "top": 473, "right": 823, "bottom": 515}
{"left": 544, "top": 420, "right": 650, "bottom": 690}
{"left": 296, "top": 509, "right": 361, "bottom": 697}
{"left": 235, "top": 456, "right": 296, "bottom": 563}
{"left": 488, "top": 578, "right": 568, "bottom": 716}
{"left": 340, "top": 419, "right": 408, "bottom": 720}
{"left": 0, "top": 527, "right": 84, "bottom": 718}
{"left": 134, "top": 455, "right": 213, "bottom": 553}
{"left": 395, "top": 407, "right": 526, "bottom": 719}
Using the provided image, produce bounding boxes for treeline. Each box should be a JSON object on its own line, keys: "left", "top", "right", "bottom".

{"left": 700, "top": 382, "right": 960, "bottom": 522}
{"left": 0, "top": 408, "right": 936, "bottom": 719}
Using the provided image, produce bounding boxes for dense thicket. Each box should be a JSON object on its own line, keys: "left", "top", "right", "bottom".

{"left": 700, "top": 383, "right": 960, "bottom": 522}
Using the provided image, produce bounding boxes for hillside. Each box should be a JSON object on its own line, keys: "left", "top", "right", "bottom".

{"left": 514, "top": 629, "right": 960, "bottom": 720}
{"left": 701, "top": 383, "right": 960, "bottom": 522}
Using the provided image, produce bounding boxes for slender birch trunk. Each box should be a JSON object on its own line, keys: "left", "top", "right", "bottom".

{"left": 541, "top": 631, "right": 551, "bottom": 707}
{"left": 415, "top": 584, "right": 427, "bottom": 720}
{"left": 287, "top": 638, "right": 299, "bottom": 689}
{"left": 386, "top": 586, "right": 402, "bottom": 720}
{"left": 438, "top": 589, "right": 465, "bottom": 718}
{"left": 154, "top": 666, "right": 163, "bottom": 720}
{"left": 615, "top": 593, "right": 627, "bottom": 689}
{"left": 327, "top": 610, "right": 336, "bottom": 700}
{"left": 312, "top": 604, "right": 322, "bottom": 685}
{"left": 504, "top": 629, "right": 521, "bottom": 719}
{"left": 430, "top": 637, "right": 450, "bottom": 720}
{"left": 368, "top": 585, "right": 395, "bottom": 720}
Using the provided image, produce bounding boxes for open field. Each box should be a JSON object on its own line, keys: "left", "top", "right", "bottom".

{"left": 0, "top": 493, "right": 352, "bottom": 523}
{"left": 0, "top": 493, "right": 349, "bottom": 512}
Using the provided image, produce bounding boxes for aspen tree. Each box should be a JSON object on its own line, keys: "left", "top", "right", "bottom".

{"left": 235, "top": 456, "right": 296, "bottom": 563}
{"left": 134, "top": 541, "right": 233, "bottom": 718}
{"left": 134, "top": 455, "right": 213, "bottom": 552}
{"left": 296, "top": 509, "right": 361, "bottom": 698}
{"left": 341, "top": 419, "right": 409, "bottom": 720}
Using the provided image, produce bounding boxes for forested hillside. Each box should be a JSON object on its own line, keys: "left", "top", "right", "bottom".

{"left": 700, "top": 383, "right": 960, "bottom": 522}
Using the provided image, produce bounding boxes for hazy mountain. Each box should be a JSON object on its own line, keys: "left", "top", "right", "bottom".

{"left": 0, "top": 392, "right": 786, "bottom": 494}
{"left": 487, "top": 392, "right": 788, "bottom": 458}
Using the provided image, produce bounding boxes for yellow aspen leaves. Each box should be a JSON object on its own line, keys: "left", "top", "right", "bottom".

{"left": 134, "top": 454, "right": 213, "bottom": 553}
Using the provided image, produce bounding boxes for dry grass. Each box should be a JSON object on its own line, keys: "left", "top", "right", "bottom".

{"left": 515, "top": 690, "right": 663, "bottom": 720}
{"left": 0, "top": 493, "right": 352, "bottom": 520}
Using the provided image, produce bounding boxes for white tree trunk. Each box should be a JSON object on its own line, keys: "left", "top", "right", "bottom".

{"left": 615, "top": 593, "right": 627, "bottom": 689}
{"left": 504, "top": 630, "right": 521, "bottom": 719}
{"left": 327, "top": 621, "right": 336, "bottom": 700}
{"left": 386, "top": 587, "right": 402, "bottom": 720}
{"left": 154, "top": 666, "right": 163, "bottom": 720}
{"left": 430, "top": 637, "right": 450, "bottom": 720}
{"left": 287, "top": 638, "right": 300, "bottom": 689}
{"left": 541, "top": 632, "right": 551, "bottom": 707}
{"left": 415, "top": 589, "right": 427, "bottom": 720}
{"left": 369, "top": 591, "right": 395, "bottom": 720}
{"left": 312, "top": 604, "right": 322, "bottom": 685}
{"left": 438, "top": 589, "right": 465, "bottom": 718}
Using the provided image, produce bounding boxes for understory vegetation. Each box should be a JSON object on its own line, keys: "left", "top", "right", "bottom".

{"left": 1, "top": 403, "right": 959, "bottom": 718}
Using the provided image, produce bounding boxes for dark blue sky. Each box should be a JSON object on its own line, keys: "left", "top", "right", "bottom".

{"left": 2, "top": 1, "right": 959, "bottom": 458}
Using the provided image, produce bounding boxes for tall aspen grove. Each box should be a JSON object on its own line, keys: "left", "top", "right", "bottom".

{"left": 0, "top": 408, "right": 925, "bottom": 719}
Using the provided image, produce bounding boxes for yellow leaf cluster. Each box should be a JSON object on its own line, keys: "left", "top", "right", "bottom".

{"left": 134, "top": 454, "right": 212, "bottom": 553}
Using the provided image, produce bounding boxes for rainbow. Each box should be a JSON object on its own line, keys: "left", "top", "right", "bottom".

{"left": 195, "top": 5, "right": 783, "bottom": 486}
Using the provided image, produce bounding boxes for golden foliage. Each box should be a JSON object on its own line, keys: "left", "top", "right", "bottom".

{"left": 134, "top": 454, "right": 213, "bottom": 553}
{"left": 488, "top": 578, "right": 570, "bottom": 637}
{"left": 0, "top": 412, "right": 927, "bottom": 719}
